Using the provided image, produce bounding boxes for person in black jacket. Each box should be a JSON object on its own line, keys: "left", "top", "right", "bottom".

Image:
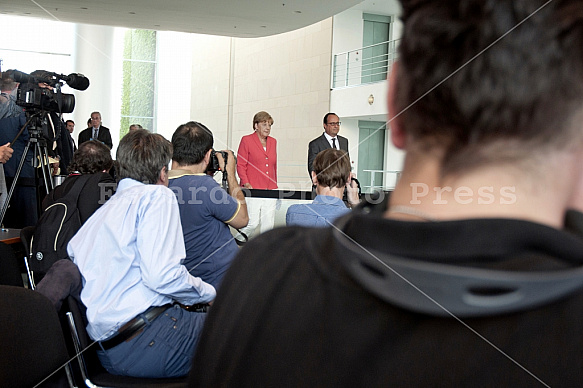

{"left": 307, "top": 113, "right": 349, "bottom": 178}
{"left": 43, "top": 140, "right": 115, "bottom": 223}
{"left": 35, "top": 140, "right": 116, "bottom": 308}
{"left": 191, "top": 1, "right": 583, "bottom": 387}
{"left": 77, "top": 111, "right": 113, "bottom": 149}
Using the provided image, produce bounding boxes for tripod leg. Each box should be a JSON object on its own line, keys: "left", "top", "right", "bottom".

{"left": 36, "top": 142, "right": 54, "bottom": 196}
{"left": 0, "top": 140, "right": 33, "bottom": 226}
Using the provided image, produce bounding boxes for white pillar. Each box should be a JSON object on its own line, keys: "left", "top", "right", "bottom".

{"left": 71, "top": 24, "right": 120, "bottom": 151}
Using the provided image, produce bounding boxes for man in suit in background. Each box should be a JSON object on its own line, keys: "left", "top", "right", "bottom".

{"left": 65, "top": 120, "right": 77, "bottom": 152}
{"left": 307, "top": 112, "right": 349, "bottom": 178}
{"left": 78, "top": 111, "right": 113, "bottom": 149}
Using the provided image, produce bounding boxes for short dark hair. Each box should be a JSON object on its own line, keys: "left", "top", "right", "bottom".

{"left": 313, "top": 149, "right": 350, "bottom": 189}
{"left": 68, "top": 140, "right": 113, "bottom": 174}
{"left": 65, "top": 120, "right": 74, "bottom": 126}
{"left": 172, "top": 121, "right": 214, "bottom": 166}
{"left": 395, "top": 0, "right": 583, "bottom": 175}
{"left": 0, "top": 71, "right": 17, "bottom": 92}
{"left": 116, "top": 129, "right": 172, "bottom": 184}
{"left": 323, "top": 113, "right": 338, "bottom": 125}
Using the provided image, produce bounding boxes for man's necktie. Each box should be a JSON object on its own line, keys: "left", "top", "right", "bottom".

{"left": 93, "top": 129, "right": 98, "bottom": 139}
{"left": 332, "top": 138, "right": 337, "bottom": 150}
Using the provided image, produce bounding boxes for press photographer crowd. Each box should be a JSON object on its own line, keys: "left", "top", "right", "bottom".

{"left": 0, "top": 63, "right": 362, "bottom": 383}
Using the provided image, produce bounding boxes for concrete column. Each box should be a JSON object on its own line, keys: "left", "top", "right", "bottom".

{"left": 71, "top": 24, "right": 119, "bottom": 150}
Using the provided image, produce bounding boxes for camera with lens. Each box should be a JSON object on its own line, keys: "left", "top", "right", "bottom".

{"left": 206, "top": 149, "right": 230, "bottom": 174}
{"left": 16, "top": 82, "right": 75, "bottom": 114}
{"left": 12, "top": 69, "right": 90, "bottom": 115}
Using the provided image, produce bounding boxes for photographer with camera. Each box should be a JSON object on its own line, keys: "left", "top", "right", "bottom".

{"left": 169, "top": 121, "right": 248, "bottom": 289}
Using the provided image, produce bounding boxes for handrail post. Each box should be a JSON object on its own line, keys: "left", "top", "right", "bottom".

{"left": 345, "top": 52, "right": 350, "bottom": 87}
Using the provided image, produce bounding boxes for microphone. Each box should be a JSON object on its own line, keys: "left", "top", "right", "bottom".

{"left": 14, "top": 69, "right": 90, "bottom": 91}
{"left": 61, "top": 73, "right": 90, "bottom": 91}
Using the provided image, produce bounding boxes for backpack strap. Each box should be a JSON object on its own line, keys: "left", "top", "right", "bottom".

{"left": 44, "top": 174, "right": 99, "bottom": 212}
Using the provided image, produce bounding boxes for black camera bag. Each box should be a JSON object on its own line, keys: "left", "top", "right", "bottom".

{"left": 27, "top": 174, "right": 96, "bottom": 279}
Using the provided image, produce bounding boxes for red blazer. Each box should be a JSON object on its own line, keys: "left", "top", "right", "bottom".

{"left": 237, "top": 133, "right": 278, "bottom": 189}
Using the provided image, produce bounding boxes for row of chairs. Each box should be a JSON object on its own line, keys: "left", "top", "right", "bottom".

{"left": 0, "top": 286, "right": 191, "bottom": 388}
{"left": 0, "top": 229, "right": 192, "bottom": 387}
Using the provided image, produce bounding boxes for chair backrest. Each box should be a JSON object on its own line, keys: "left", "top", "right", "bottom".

{"left": 20, "top": 226, "right": 36, "bottom": 287}
{"left": 0, "top": 241, "right": 23, "bottom": 286}
{"left": 0, "top": 285, "right": 71, "bottom": 387}
{"left": 65, "top": 296, "right": 188, "bottom": 387}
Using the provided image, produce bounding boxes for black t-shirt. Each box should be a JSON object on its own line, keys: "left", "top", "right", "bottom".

{"left": 191, "top": 205, "right": 583, "bottom": 387}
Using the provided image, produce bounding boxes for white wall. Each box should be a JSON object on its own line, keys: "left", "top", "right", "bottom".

{"left": 73, "top": 24, "right": 121, "bottom": 151}
{"left": 332, "top": 10, "right": 364, "bottom": 55}
{"left": 156, "top": 31, "right": 194, "bottom": 140}
{"left": 189, "top": 34, "right": 233, "bottom": 150}
{"left": 328, "top": 2, "right": 405, "bottom": 187}
{"left": 189, "top": 19, "right": 334, "bottom": 191}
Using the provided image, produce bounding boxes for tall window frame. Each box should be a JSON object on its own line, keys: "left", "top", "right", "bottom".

{"left": 120, "top": 29, "right": 157, "bottom": 137}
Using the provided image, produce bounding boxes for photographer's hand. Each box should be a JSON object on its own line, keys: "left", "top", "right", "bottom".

{"left": 346, "top": 173, "right": 360, "bottom": 207}
{"left": 220, "top": 149, "right": 249, "bottom": 229}
{"left": 0, "top": 143, "right": 13, "bottom": 163}
{"left": 222, "top": 150, "right": 237, "bottom": 176}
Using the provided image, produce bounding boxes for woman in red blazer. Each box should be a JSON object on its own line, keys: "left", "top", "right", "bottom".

{"left": 236, "top": 111, "right": 278, "bottom": 242}
{"left": 237, "top": 112, "right": 277, "bottom": 190}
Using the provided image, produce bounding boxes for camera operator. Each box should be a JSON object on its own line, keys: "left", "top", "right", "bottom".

{"left": 0, "top": 70, "right": 35, "bottom": 226}
{"left": 168, "top": 121, "right": 248, "bottom": 289}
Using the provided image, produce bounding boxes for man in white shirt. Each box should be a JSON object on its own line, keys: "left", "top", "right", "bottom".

{"left": 68, "top": 129, "right": 216, "bottom": 378}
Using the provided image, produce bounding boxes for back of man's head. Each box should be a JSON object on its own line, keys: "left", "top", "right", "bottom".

{"left": 116, "top": 129, "right": 172, "bottom": 184}
{"left": 171, "top": 121, "right": 213, "bottom": 166}
{"left": 0, "top": 71, "right": 17, "bottom": 92}
{"left": 395, "top": 0, "right": 583, "bottom": 176}
{"left": 313, "top": 149, "right": 350, "bottom": 189}
{"left": 70, "top": 140, "right": 113, "bottom": 174}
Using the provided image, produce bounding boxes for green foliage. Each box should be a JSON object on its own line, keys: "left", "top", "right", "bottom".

{"left": 120, "top": 29, "right": 157, "bottom": 138}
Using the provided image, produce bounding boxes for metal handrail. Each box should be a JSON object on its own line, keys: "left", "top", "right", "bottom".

{"left": 334, "top": 39, "right": 401, "bottom": 57}
{"left": 332, "top": 39, "right": 400, "bottom": 89}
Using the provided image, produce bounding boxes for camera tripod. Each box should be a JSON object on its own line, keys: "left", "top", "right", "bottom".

{"left": 0, "top": 110, "right": 55, "bottom": 226}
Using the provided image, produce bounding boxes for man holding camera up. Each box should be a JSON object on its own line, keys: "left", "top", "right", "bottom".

{"left": 169, "top": 121, "right": 248, "bottom": 289}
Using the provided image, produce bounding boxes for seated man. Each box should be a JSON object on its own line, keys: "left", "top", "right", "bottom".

{"left": 35, "top": 140, "right": 116, "bottom": 304}
{"left": 191, "top": 0, "right": 583, "bottom": 386}
{"left": 169, "top": 121, "right": 248, "bottom": 289}
{"left": 43, "top": 140, "right": 115, "bottom": 223}
{"left": 287, "top": 148, "right": 359, "bottom": 227}
{"left": 68, "top": 129, "right": 215, "bottom": 378}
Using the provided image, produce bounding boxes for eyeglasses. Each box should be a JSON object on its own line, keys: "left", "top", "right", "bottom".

{"left": 327, "top": 122, "right": 341, "bottom": 126}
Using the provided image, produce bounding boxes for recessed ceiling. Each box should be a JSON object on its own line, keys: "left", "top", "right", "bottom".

{"left": 0, "top": 0, "right": 363, "bottom": 37}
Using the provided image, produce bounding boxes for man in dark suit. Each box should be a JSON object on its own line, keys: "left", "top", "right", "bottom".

{"left": 78, "top": 111, "right": 113, "bottom": 149}
{"left": 65, "top": 120, "right": 77, "bottom": 152}
{"left": 307, "top": 112, "right": 349, "bottom": 177}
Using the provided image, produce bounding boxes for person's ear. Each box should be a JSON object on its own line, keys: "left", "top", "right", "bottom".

{"left": 388, "top": 61, "right": 406, "bottom": 150}
{"left": 204, "top": 149, "right": 212, "bottom": 164}
{"left": 158, "top": 166, "right": 168, "bottom": 186}
{"left": 311, "top": 171, "right": 318, "bottom": 186}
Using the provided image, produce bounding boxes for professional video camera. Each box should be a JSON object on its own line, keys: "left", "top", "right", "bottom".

{"left": 0, "top": 69, "right": 90, "bottom": 226}
{"left": 11, "top": 69, "right": 89, "bottom": 114}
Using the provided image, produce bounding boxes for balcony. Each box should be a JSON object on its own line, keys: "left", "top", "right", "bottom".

{"left": 332, "top": 39, "right": 400, "bottom": 89}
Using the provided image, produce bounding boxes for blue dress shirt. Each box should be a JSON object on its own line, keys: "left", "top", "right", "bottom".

{"left": 68, "top": 178, "right": 216, "bottom": 341}
{"left": 286, "top": 195, "right": 350, "bottom": 227}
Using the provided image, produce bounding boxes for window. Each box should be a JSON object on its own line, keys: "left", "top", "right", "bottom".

{"left": 120, "top": 29, "right": 157, "bottom": 136}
